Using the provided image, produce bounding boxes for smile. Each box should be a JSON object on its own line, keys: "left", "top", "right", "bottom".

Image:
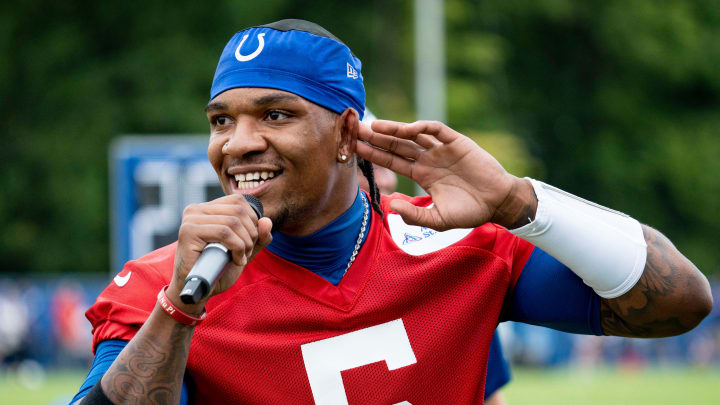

{"left": 233, "top": 170, "right": 281, "bottom": 190}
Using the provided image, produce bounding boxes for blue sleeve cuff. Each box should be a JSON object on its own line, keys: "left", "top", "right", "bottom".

{"left": 506, "top": 248, "right": 604, "bottom": 335}
{"left": 70, "top": 340, "right": 190, "bottom": 404}
{"left": 70, "top": 340, "right": 128, "bottom": 404}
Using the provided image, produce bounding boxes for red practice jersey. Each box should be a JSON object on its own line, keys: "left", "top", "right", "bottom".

{"left": 87, "top": 193, "right": 534, "bottom": 404}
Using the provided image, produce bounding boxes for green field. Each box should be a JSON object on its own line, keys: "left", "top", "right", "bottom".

{"left": 505, "top": 367, "right": 720, "bottom": 405}
{"left": 1, "top": 367, "right": 718, "bottom": 404}
{"left": 0, "top": 369, "right": 86, "bottom": 405}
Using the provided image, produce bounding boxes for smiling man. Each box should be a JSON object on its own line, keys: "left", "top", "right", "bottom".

{"left": 73, "top": 19, "right": 712, "bottom": 405}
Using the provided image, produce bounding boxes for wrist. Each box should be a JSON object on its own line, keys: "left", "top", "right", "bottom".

{"left": 166, "top": 281, "right": 207, "bottom": 318}
{"left": 157, "top": 285, "right": 206, "bottom": 326}
{"left": 492, "top": 177, "right": 538, "bottom": 229}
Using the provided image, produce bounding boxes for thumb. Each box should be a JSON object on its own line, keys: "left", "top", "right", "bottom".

{"left": 256, "top": 217, "right": 273, "bottom": 249}
{"left": 389, "top": 200, "right": 439, "bottom": 229}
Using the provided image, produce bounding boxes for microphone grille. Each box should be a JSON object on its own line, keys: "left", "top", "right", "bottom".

{"left": 242, "top": 194, "right": 264, "bottom": 218}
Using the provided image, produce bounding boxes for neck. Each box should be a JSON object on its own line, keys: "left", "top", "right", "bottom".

{"left": 278, "top": 171, "right": 358, "bottom": 237}
{"left": 266, "top": 189, "right": 370, "bottom": 285}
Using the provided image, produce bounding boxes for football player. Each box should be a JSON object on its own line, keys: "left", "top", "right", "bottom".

{"left": 73, "top": 19, "right": 711, "bottom": 404}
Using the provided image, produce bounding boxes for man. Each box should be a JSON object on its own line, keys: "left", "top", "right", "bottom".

{"left": 74, "top": 19, "right": 711, "bottom": 404}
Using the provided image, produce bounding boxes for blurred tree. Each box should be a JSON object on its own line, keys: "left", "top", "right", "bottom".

{"left": 445, "top": 0, "right": 720, "bottom": 275}
{"left": 1, "top": 0, "right": 718, "bottom": 276}
{"left": 0, "top": 0, "right": 414, "bottom": 274}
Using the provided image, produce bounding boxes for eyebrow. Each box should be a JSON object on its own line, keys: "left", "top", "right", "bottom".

{"left": 204, "top": 102, "right": 228, "bottom": 114}
{"left": 204, "top": 93, "right": 301, "bottom": 114}
{"left": 253, "top": 93, "right": 301, "bottom": 106}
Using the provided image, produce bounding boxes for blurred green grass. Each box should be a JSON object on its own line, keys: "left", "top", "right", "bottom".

{"left": 1, "top": 367, "right": 719, "bottom": 404}
{"left": 0, "top": 369, "right": 85, "bottom": 405}
{"left": 505, "top": 367, "right": 720, "bottom": 405}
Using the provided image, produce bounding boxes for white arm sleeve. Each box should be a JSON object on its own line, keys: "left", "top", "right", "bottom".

{"left": 509, "top": 178, "right": 647, "bottom": 299}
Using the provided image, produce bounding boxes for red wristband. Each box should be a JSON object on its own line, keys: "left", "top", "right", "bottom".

{"left": 157, "top": 285, "right": 206, "bottom": 326}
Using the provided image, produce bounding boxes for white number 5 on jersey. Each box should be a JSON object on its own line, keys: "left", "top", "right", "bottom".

{"left": 301, "top": 319, "right": 417, "bottom": 405}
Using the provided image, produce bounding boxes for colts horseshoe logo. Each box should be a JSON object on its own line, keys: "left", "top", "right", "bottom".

{"left": 235, "top": 33, "right": 265, "bottom": 62}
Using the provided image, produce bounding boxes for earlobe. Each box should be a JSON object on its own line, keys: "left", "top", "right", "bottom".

{"left": 336, "top": 107, "right": 359, "bottom": 163}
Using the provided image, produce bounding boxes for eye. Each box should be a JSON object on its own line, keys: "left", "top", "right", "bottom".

{"left": 266, "top": 110, "right": 290, "bottom": 121}
{"left": 211, "top": 115, "right": 232, "bottom": 127}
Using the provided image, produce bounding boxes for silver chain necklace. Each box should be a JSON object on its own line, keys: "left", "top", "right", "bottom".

{"left": 343, "top": 192, "right": 369, "bottom": 275}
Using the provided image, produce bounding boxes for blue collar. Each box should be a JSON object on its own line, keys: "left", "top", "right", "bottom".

{"left": 265, "top": 190, "right": 370, "bottom": 285}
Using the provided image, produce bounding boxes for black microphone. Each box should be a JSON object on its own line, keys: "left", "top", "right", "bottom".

{"left": 179, "top": 195, "right": 264, "bottom": 305}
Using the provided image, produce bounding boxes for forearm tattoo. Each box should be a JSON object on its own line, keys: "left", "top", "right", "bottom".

{"left": 600, "top": 225, "right": 708, "bottom": 337}
{"left": 102, "top": 315, "right": 193, "bottom": 404}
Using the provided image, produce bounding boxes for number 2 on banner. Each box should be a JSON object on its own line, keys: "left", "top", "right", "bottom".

{"left": 301, "top": 319, "right": 416, "bottom": 405}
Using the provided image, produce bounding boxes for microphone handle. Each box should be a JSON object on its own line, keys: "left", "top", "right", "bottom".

{"left": 179, "top": 243, "right": 231, "bottom": 305}
{"left": 178, "top": 195, "right": 264, "bottom": 305}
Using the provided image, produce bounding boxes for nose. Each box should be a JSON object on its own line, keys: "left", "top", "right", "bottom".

{"left": 224, "top": 118, "right": 268, "bottom": 157}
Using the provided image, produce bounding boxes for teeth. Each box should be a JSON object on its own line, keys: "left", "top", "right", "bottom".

{"left": 234, "top": 170, "right": 279, "bottom": 189}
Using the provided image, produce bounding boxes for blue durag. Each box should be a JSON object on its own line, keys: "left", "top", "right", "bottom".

{"left": 210, "top": 19, "right": 365, "bottom": 119}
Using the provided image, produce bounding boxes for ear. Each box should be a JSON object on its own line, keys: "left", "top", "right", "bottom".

{"left": 336, "top": 107, "right": 359, "bottom": 164}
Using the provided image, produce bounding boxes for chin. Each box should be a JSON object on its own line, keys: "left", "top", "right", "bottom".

{"left": 266, "top": 199, "right": 313, "bottom": 235}
{"left": 269, "top": 209, "right": 289, "bottom": 232}
{"left": 262, "top": 199, "right": 291, "bottom": 230}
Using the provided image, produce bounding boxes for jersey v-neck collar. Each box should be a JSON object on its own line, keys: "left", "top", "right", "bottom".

{"left": 252, "top": 204, "right": 383, "bottom": 312}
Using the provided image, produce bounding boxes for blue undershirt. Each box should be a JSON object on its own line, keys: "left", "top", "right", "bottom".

{"left": 505, "top": 248, "right": 603, "bottom": 335}
{"left": 266, "top": 189, "right": 370, "bottom": 285}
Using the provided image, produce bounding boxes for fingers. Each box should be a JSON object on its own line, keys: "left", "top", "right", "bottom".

{"left": 185, "top": 203, "right": 259, "bottom": 225}
{"left": 179, "top": 224, "right": 246, "bottom": 266}
{"left": 180, "top": 217, "right": 256, "bottom": 267}
{"left": 356, "top": 120, "right": 460, "bottom": 176}
{"left": 371, "top": 120, "right": 458, "bottom": 144}
{"left": 355, "top": 141, "right": 415, "bottom": 179}
{"left": 357, "top": 127, "right": 425, "bottom": 159}
{"left": 389, "top": 200, "right": 447, "bottom": 232}
{"left": 180, "top": 198, "right": 264, "bottom": 267}
{"left": 199, "top": 194, "right": 262, "bottom": 220}
{"left": 360, "top": 121, "right": 434, "bottom": 154}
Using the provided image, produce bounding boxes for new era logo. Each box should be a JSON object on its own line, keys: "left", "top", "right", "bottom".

{"left": 346, "top": 62, "right": 358, "bottom": 79}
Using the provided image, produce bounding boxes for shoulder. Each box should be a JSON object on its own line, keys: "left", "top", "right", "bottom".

{"left": 102, "top": 242, "right": 177, "bottom": 300}
{"left": 85, "top": 242, "right": 178, "bottom": 352}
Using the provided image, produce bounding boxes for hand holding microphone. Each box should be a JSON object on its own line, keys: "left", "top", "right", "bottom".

{"left": 180, "top": 195, "right": 264, "bottom": 304}
{"left": 168, "top": 194, "right": 272, "bottom": 310}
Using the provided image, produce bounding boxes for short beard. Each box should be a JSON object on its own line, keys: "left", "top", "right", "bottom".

{"left": 269, "top": 198, "right": 315, "bottom": 235}
{"left": 270, "top": 205, "right": 290, "bottom": 232}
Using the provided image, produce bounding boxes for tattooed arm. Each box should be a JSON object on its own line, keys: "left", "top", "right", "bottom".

{"left": 90, "top": 303, "right": 195, "bottom": 405}
{"left": 78, "top": 194, "right": 273, "bottom": 404}
{"left": 601, "top": 225, "right": 713, "bottom": 337}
